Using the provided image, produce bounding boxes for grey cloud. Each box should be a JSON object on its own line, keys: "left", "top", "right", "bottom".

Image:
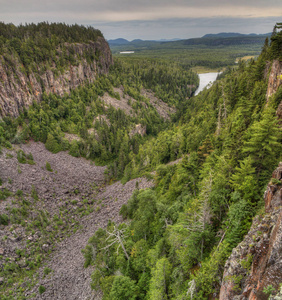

{"left": 1, "top": 0, "right": 282, "bottom": 15}
{"left": 94, "top": 16, "right": 280, "bottom": 40}
{"left": 0, "top": 0, "right": 281, "bottom": 40}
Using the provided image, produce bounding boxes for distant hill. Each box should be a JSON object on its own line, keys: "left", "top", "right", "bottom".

{"left": 154, "top": 38, "right": 182, "bottom": 42}
{"left": 108, "top": 38, "right": 130, "bottom": 46}
{"left": 108, "top": 33, "right": 272, "bottom": 50}
{"left": 108, "top": 38, "right": 183, "bottom": 46}
{"left": 202, "top": 32, "right": 271, "bottom": 38}
{"left": 108, "top": 33, "right": 271, "bottom": 47}
{"left": 180, "top": 33, "right": 272, "bottom": 47}
{"left": 131, "top": 39, "right": 143, "bottom": 43}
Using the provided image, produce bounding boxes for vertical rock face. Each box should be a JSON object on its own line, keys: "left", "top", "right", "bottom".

{"left": 264, "top": 60, "right": 282, "bottom": 125}
{"left": 219, "top": 163, "right": 282, "bottom": 300}
{"left": 266, "top": 59, "right": 282, "bottom": 101}
{"left": 0, "top": 37, "right": 113, "bottom": 118}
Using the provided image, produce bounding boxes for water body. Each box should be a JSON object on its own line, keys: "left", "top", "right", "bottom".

{"left": 195, "top": 72, "right": 220, "bottom": 96}
{"left": 120, "top": 51, "right": 135, "bottom": 54}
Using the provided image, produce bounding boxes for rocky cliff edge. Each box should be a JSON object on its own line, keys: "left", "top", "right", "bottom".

{"left": 0, "top": 37, "right": 113, "bottom": 118}
{"left": 219, "top": 163, "right": 282, "bottom": 300}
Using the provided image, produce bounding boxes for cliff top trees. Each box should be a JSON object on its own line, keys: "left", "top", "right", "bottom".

{"left": 0, "top": 22, "right": 105, "bottom": 72}
{"left": 269, "top": 23, "right": 282, "bottom": 59}
{"left": 0, "top": 22, "right": 103, "bottom": 45}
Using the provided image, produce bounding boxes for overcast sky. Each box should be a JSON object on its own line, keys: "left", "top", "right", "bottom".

{"left": 0, "top": 0, "right": 281, "bottom": 40}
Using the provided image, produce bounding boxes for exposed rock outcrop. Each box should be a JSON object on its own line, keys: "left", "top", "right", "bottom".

{"left": 99, "top": 86, "right": 175, "bottom": 119}
{"left": 0, "top": 37, "right": 113, "bottom": 117}
{"left": 141, "top": 88, "right": 176, "bottom": 120}
{"left": 265, "top": 59, "right": 282, "bottom": 124}
{"left": 219, "top": 163, "right": 282, "bottom": 300}
{"left": 266, "top": 59, "right": 282, "bottom": 101}
{"left": 129, "top": 124, "right": 146, "bottom": 137}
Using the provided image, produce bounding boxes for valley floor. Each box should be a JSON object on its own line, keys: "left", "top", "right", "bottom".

{"left": 27, "top": 177, "right": 153, "bottom": 300}
{"left": 0, "top": 142, "right": 154, "bottom": 299}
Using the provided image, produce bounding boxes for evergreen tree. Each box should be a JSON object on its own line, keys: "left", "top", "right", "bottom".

{"left": 243, "top": 107, "right": 281, "bottom": 183}
{"left": 148, "top": 258, "right": 172, "bottom": 300}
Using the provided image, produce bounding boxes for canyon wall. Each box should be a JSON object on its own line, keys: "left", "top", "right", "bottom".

{"left": 0, "top": 37, "right": 113, "bottom": 117}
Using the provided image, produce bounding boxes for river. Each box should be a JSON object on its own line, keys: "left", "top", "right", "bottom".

{"left": 195, "top": 72, "right": 220, "bottom": 96}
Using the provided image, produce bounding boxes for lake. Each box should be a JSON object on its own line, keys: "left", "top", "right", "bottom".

{"left": 195, "top": 72, "right": 220, "bottom": 95}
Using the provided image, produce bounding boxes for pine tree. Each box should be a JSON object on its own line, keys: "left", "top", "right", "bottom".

{"left": 230, "top": 156, "right": 259, "bottom": 203}
{"left": 243, "top": 107, "right": 281, "bottom": 182}
{"left": 148, "top": 258, "right": 172, "bottom": 300}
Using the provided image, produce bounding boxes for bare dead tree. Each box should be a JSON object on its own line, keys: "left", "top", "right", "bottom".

{"left": 187, "top": 279, "right": 196, "bottom": 299}
{"left": 101, "top": 225, "right": 130, "bottom": 260}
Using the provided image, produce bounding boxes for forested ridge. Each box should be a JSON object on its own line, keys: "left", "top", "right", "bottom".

{"left": 0, "top": 22, "right": 282, "bottom": 299}
{"left": 82, "top": 25, "right": 282, "bottom": 299}
{"left": 0, "top": 22, "right": 103, "bottom": 71}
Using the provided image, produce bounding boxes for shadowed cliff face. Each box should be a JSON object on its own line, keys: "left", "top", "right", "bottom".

{"left": 0, "top": 37, "right": 113, "bottom": 117}
{"left": 219, "top": 163, "right": 282, "bottom": 300}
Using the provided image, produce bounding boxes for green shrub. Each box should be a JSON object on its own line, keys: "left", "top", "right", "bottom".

{"left": 43, "top": 267, "right": 52, "bottom": 276}
{"left": 0, "top": 188, "right": 12, "bottom": 200}
{"left": 17, "top": 150, "right": 27, "bottom": 164}
{"left": 240, "top": 254, "right": 253, "bottom": 271}
{"left": 109, "top": 276, "right": 138, "bottom": 300}
{"left": 69, "top": 140, "right": 80, "bottom": 157}
{"left": 0, "top": 214, "right": 9, "bottom": 225}
{"left": 27, "top": 153, "right": 35, "bottom": 165}
{"left": 263, "top": 285, "right": 275, "bottom": 298}
{"left": 4, "top": 141, "right": 12, "bottom": 149}
{"left": 31, "top": 185, "right": 39, "bottom": 201}
{"left": 271, "top": 178, "right": 282, "bottom": 185}
{"left": 26, "top": 153, "right": 34, "bottom": 160}
{"left": 45, "top": 133, "right": 61, "bottom": 154}
{"left": 45, "top": 161, "right": 53, "bottom": 172}
{"left": 16, "top": 190, "right": 23, "bottom": 196}
{"left": 39, "top": 285, "right": 46, "bottom": 294}
{"left": 119, "top": 204, "right": 128, "bottom": 219}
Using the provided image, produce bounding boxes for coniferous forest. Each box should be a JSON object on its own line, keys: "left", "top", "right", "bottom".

{"left": 82, "top": 25, "right": 282, "bottom": 300}
{"left": 0, "top": 22, "right": 282, "bottom": 299}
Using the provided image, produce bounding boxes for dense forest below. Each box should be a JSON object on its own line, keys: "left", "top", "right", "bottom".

{"left": 0, "top": 22, "right": 282, "bottom": 299}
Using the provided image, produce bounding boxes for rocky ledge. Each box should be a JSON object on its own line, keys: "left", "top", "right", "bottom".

{"left": 219, "top": 163, "right": 282, "bottom": 300}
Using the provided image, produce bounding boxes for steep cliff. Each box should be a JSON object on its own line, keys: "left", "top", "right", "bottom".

{"left": 266, "top": 60, "right": 282, "bottom": 101}
{"left": 218, "top": 54, "right": 282, "bottom": 300}
{"left": 0, "top": 37, "right": 113, "bottom": 117}
{"left": 219, "top": 163, "right": 282, "bottom": 300}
